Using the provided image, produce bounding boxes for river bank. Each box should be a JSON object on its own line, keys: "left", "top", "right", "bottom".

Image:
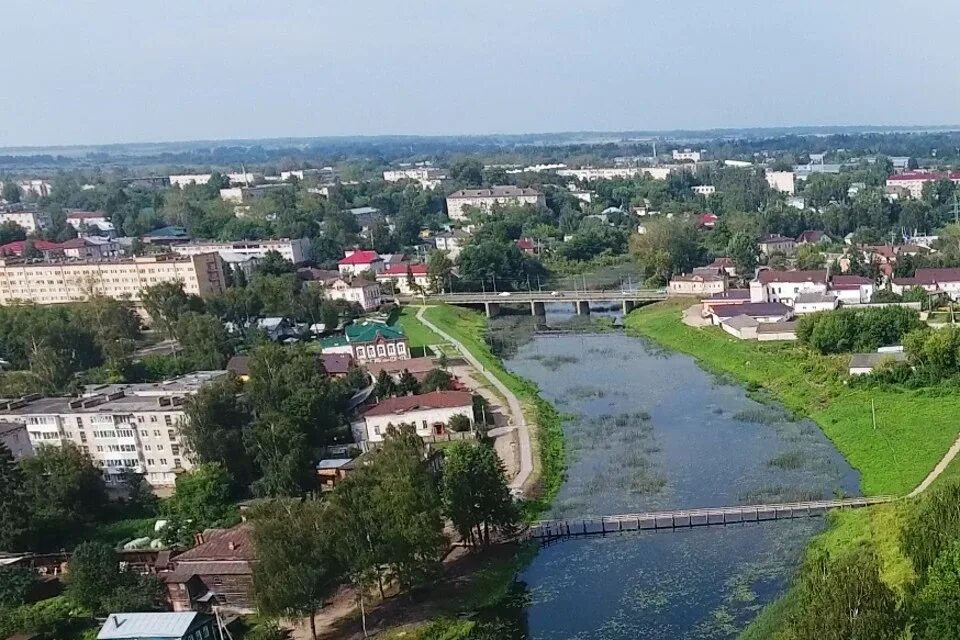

{"left": 624, "top": 300, "right": 960, "bottom": 496}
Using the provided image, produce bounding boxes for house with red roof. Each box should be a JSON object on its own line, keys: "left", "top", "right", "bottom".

{"left": 892, "top": 268, "right": 960, "bottom": 300}
{"left": 886, "top": 171, "right": 960, "bottom": 199}
{"left": 830, "top": 275, "right": 875, "bottom": 304}
{"left": 165, "top": 524, "right": 256, "bottom": 614}
{"left": 338, "top": 250, "right": 383, "bottom": 276}
{"left": 377, "top": 262, "right": 429, "bottom": 295}
{"left": 353, "top": 390, "right": 474, "bottom": 445}
{"left": 516, "top": 238, "right": 536, "bottom": 254}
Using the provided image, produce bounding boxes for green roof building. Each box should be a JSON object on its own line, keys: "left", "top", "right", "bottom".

{"left": 320, "top": 320, "right": 410, "bottom": 364}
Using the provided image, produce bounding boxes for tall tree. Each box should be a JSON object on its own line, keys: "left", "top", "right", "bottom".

{"left": 426, "top": 251, "right": 454, "bottom": 293}
{"left": 141, "top": 282, "right": 203, "bottom": 339}
{"left": 246, "top": 414, "right": 314, "bottom": 498}
{"left": 441, "top": 442, "right": 517, "bottom": 546}
{"left": 629, "top": 218, "right": 704, "bottom": 285}
{"left": 0, "top": 443, "right": 27, "bottom": 551}
{"left": 1, "top": 181, "right": 22, "bottom": 204}
{"left": 726, "top": 232, "right": 758, "bottom": 279}
{"left": 182, "top": 375, "right": 253, "bottom": 489}
{"left": 66, "top": 542, "right": 162, "bottom": 615}
{"left": 251, "top": 500, "right": 342, "bottom": 640}
{"left": 174, "top": 311, "right": 232, "bottom": 370}
{"left": 397, "top": 370, "right": 420, "bottom": 396}
{"left": 160, "top": 463, "right": 237, "bottom": 545}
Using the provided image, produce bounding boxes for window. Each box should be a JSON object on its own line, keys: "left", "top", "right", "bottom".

{"left": 160, "top": 458, "right": 167, "bottom": 465}
{"left": 171, "top": 444, "right": 180, "bottom": 455}
{"left": 167, "top": 428, "right": 176, "bottom": 440}
{"left": 140, "top": 430, "right": 148, "bottom": 436}
{"left": 164, "top": 415, "right": 172, "bottom": 427}
{"left": 75, "top": 417, "right": 82, "bottom": 428}
{"left": 397, "top": 342, "right": 406, "bottom": 355}
{"left": 150, "top": 416, "right": 157, "bottom": 423}
{"left": 366, "top": 345, "right": 375, "bottom": 358}
{"left": 153, "top": 429, "right": 160, "bottom": 436}
{"left": 173, "top": 458, "right": 181, "bottom": 468}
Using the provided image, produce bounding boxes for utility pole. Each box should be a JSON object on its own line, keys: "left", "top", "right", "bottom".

{"left": 872, "top": 398, "right": 877, "bottom": 431}
{"left": 951, "top": 194, "right": 960, "bottom": 225}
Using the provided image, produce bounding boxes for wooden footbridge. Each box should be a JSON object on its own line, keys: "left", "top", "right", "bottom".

{"left": 527, "top": 496, "right": 893, "bottom": 541}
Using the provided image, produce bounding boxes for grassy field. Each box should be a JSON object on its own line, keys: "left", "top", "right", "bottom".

{"left": 625, "top": 301, "right": 960, "bottom": 496}
{"left": 396, "top": 306, "right": 446, "bottom": 349}
{"left": 420, "top": 304, "right": 564, "bottom": 517}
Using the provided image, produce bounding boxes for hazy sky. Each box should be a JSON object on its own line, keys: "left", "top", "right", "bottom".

{"left": 2, "top": 0, "right": 960, "bottom": 147}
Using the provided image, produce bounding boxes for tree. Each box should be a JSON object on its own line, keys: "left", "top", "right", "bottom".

{"left": 0, "top": 565, "right": 37, "bottom": 609}
{"left": 251, "top": 500, "right": 342, "bottom": 640}
{"left": 447, "top": 414, "right": 472, "bottom": 433}
{"left": 20, "top": 444, "right": 106, "bottom": 549}
{"left": 141, "top": 282, "right": 203, "bottom": 339}
{"left": 374, "top": 370, "right": 397, "bottom": 400}
{"left": 449, "top": 159, "right": 484, "bottom": 186}
{"left": 77, "top": 296, "right": 142, "bottom": 366}
{"left": 0, "top": 443, "right": 27, "bottom": 551}
{"left": 629, "top": 218, "right": 704, "bottom": 284}
{"left": 246, "top": 414, "right": 314, "bottom": 498}
{"left": 421, "top": 368, "right": 454, "bottom": 392}
{"left": 397, "top": 370, "right": 421, "bottom": 396}
{"left": 257, "top": 250, "right": 296, "bottom": 276}
{"left": 795, "top": 244, "right": 826, "bottom": 270}
{"left": 174, "top": 311, "right": 232, "bottom": 370}
{"left": 726, "top": 232, "right": 757, "bottom": 279}
{"left": 161, "top": 463, "right": 237, "bottom": 545}
{"left": 441, "top": 442, "right": 517, "bottom": 546}
{"left": 182, "top": 375, "right": 253, "bottom": 490}
{"left": 426, "top": 251, "right": 454, "bottom": 293}
{"left": 457, "top": 241, "right": 540, "bottom": 291}
{"left": 1, "top": 181, "right": 22, "bottom": 204}
{"left": 66, "top": 542, "right": 162, "bottom": 615}
{"left": 120, "top": 468, "right": 159, "bottom": 514}
{"left": 914, "top": 540, "right": 960, "bottom": 639}
{"left": 0, "top": 221, "right": 26, "bottom": 245}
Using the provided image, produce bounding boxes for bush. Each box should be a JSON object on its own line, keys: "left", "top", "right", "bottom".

{"left": 797, "top": 306, "right": 923, "bottom": 354}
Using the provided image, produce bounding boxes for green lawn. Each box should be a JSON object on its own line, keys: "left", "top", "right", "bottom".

{"left": 396, "top": 306, "right": 446, "bottom": 349}
{"left": 626, "top": 302, "right": 960, "bottom": 497}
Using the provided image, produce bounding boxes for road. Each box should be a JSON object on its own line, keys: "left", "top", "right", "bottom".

{"left": 415, "top": 305, "right": 533, "bottom": 494}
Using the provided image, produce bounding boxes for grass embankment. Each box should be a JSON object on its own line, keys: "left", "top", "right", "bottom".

{"left": 420, "top": 305, "right": 564, "bottom": 515}
{"left": 396, "top": 306, "right": 446, "bottom": 349}
{"left": 626, "top": 301, "right": 960, "bottom": 497}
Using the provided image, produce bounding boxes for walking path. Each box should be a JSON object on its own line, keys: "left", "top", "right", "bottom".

{"left": 909, "top": 432, "right": 960, "bottom": 497}
{"left": 416, "top": 305, "right": 534, "bottom": 493}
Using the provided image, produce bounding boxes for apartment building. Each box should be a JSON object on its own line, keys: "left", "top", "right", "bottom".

{"left": 672, "top": 149, "right": 702, "bottom": 162}
{"left": 885, "top": 171, "right": 960, "bottom": 199}
{"left": 382, "top": 167, "right": 445, "bottom": 189}
{"left": 765, "top": 171, "right": 796, "bottom": 195}
{"left": 169, "top": 173, "right": 257, "bottom": 188}
{"left": 0, "top": 253, "right": 226, "bottom": 306}
{"left": 445, "top": 186, "right": 545, "bottom": 221}
{"left": 0, "top": 209, "right": 50, "bottom": 233}
{"left": 218, "top": 184, "right": 290, "bottom": 204}
{"left": 171, "top": 238, "right": 311, "bottom": 264}
{"left": 0, "top": 371, "right": 227, "bottom": 487}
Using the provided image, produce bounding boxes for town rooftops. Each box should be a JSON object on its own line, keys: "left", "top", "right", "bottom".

{"left": 447, "top": 186, "right": 542, "bottom": 199}
{"left": 714, "top": 302, "right": 791, "bottom": 318}
{"left": 362, "top": 390, "right": 473, "bottom": 418}
{"left": 226, "top": 355, "right": 250, "bottom": 377}
{"left": 797, "top": 230, "right": 828, "bottom": 243}
{"left": 344, "top": 321, "right": 406, "bottom": 343}
{"left": 338, "top": 250, "right": 381, "bottom": 266}
{"left": 65, "top": 210, "right": 108, "bottom": 220}
{"left": 794, "top": 292, "right": 837, "bottom": 304}
{"left": 174, "top": 524, "right": 255, "bottom": 563}
{"left": 759, "top": 234, "right": 796, "bottom": 243}
{"left": 756, "top": 320, "right": 799, "bottom": 334}
{"left": 345, "top": 206, "right": 381, "bottom": 216}
{"left": 320, "top": 353, "right": 354, "bottom": 374}
{"left": 723, "top": 314, "right": 760, "bottom": 330}
{"left": 757, "top": 269, "right": 828, "bottom": 284}
{"left": 708, "top": 257, "right": 735, "bottom": 268}
{"left": 830, "top": 275, "right": 873, "bottom": 289}
{"left": 708, "top": 289, "right": 750, "bottom": 301}
{"left": 887, "top": 171, "right": 960, "bottom": 181}
{"left": 380, "top": 263, "right": 428, "bottom": 276}
{"left": 905, "top": 268, "right": 960, "bottom": 285}
{"left": 97, "top": 612, "right": 206, "bottom": 640}
{"left": 672, "top": 273, "right": 724, "bottom": 282}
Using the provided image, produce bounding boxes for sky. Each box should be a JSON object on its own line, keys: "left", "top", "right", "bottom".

{"left": 2, "top": 0, "right": 960, "bottom": 147}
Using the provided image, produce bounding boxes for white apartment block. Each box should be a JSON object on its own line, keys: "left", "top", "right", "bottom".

{"left": 765, "top": 171, "right": 796, "bottom": 195}
{"left": 171, "top": 238, "right": 311, "bottom": 264}
{"left": 169, "top": 172, "right": 257, "bottom": 188}
{"left": 692, "top": 185, "right": 716, "bottom": 196}
{"left": 0, "top": 210, "right": 50, "bottom": 233}
{"left": 0, "top": 180, "right": 52, "bottom": 199}
{"left": 672, "top": 149, "right": 702, "bottom": 162}
{"left": 445, "top": 186, "right": 545, "bottom": 221}
{"left": 383, "top": 167, "right": 445, "bottom": 189}
{"left": 0, "top": 372, "right": 227, "bottom": 487}
{"left": 317, "top": 277, "right": 382, "bottom": 311}
{"left": 0, "top": 253, "right": 226, "bottom": 306}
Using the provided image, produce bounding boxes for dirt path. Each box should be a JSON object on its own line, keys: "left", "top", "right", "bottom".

{"left": 909, "top": 432, "right": 960, "bottom": 497}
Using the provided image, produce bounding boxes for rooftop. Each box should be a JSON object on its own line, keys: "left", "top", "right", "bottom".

{"left": 722, "top": 314, "right": 760, "bottom": 330}
{"left": 345, "top": 321, "right": 406, "bottom": 343}
{"left": 756, "top": 320, "right": 799, "bottom": 334}
{"left": 174, "top": 523, "right": 255, "bottom": 563}
{"left": 708, "top": 289, "right": 750, "bottom": 301}
{"left": 380, "top": 263, "right": 428, "bottom": 276}
{"left": 849, "top": 352, "right": 909, "bottom": 369}
{"left": 97, "top": 612, "right": 206, "bottom": 640}
{"left": 714, "top": 302, "right": 791, "bottom": 318}
{"left": 362, "top": 390, "right": 473, "bottom": 418}
{"left": 338, "top": 250, "right": 381, "bottom": 266}
{"left": 757, "top": 269, "right": 828, "bottom": 284}
{"left": 794, "top": 292, "right": 837, "bottom": 304}
{"left": 447, "top": 186, "right": 542, "bottom": 199}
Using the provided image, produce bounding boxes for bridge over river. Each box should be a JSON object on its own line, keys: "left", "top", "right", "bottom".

{"left": 527, "top": 496, "right": 893, "bottom": 541}
{"left": 398, "top": 289, "right": 668, "bottom": 317}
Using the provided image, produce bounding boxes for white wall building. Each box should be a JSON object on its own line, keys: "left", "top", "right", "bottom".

{"left": 830, "top": 275, "right": 875, "bottom": 304}
{"left": 434, "top": 231, "right": 469, "bottom": 259}
{"left": 318, "top": 277, "right": 382, "bottom": 311}
{"left": 0, "top": 210, "right": 50, "bottom": 233}
{"left": 0, "top": 421, "right": 33, "bottom": 459}
{"left": 557, "top": 166, "right": 676, "bottom": 181}
{"left": 672, "top": 149, "right": 702, "bottom": 162}
{"left": 885, "top": 171, "right": 960, "bottom": 199}
{"left": 445, "top": 186, "right": 544, "bottom": 221}
{"left": 793, "top": 293, "right": 839, "bottom": 314}
{"left": 383, "top": 167, "right": 445, "bottom": 189}
{"left": 377, "top": 263, "right": 430, "bottom": 295}
{"left": 0, "top": 372, "right": 227, "bottom": 487}
{"left": 692, "top": 185, "right": 716, "bottom": 196}
{"left": 171, "top": 238, "right": 311, "bottom": 264}
{"left": 765, "top": 171, "right": 796, "bottom": 195}
{"left": 750, "top": 270, "right": 829, "bottom": 305}
{"left": 353, "top": 391, "right": 474, "bottom": 445}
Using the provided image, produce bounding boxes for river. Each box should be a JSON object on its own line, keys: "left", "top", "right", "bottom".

{"left": 486, "top": 311, "right": 860, "bottom": 639}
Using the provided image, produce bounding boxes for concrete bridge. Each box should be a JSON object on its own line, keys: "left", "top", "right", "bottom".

{"left": 399, "top": 289, "right": 667, "bottom": 317}
{"left": 526, "top": 496, "right": 892, "bottom": 541}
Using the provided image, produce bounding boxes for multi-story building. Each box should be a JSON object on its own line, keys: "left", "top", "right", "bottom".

{"left": 316, "top": 276, "right": 382, "bottom": 311}
{"left": 750, "top": 270, "right": 829, "bottom": 305}
{"left": 169, "top": 172, "right": 257, "bottom": 188}
{"left": 672, "top": 149, "right": 702, "bottom": 162}
{"left": 377, "top": 263, "right": 430, "bottom": 295}
{"left": 338, "top": 250, "right": 383, "bottom": 276}
{"left": 892, "top": 268, "right": 960, "bottom": 299}
{"left": 0, "top": 253, "right": 226, "bottom": 306}
{"left": 383, "top": 167, "right": 445, "bottom": 189}
{"left": 0, "top": 371, "right": 227, "bottom": 487}
{"left": 319, "top": 320, "right": 410, "bottom": 364}
{"left": 668, "top": 273, "right": 727, "bottom": 296}
{"left": 692, "top": 185, "right": 716, "bottom": 196}
{"left": 759, "top": 234, "right": 797, "bottom": 256}
{"left": 557, "top": 166, "right": 676, "bottom": 181}
{"left": 0, "top": 421, "right": 33, "bottom": 459}
{"left": 885, "top": 171, "right": 960, "bottom": 199}
{"left": 65, "top": 210, "right": 116, "bottom": 236}
{"left": 433, "top": 230, "right": 469, "bottom": 259}
{"left": 445, "top": 186, "right": 545, "bottom": 221}
{"left": 0, "top": 208, "right": 50, "bottom": 233}
{"left": 171, "top": 238, "right": 311, "bottom": 264}
{"left": 765, "top": 171, "right": 796, "bottom": 195}
{"left": 218, "top": 184, "right": 290, "bottom": 204}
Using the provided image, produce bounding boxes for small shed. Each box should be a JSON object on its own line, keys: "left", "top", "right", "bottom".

{"left": 720, "top": 314, "right": 760, "bottom": 340}
{"left": 848, "top": 352, "right": 908, "bottom": 376}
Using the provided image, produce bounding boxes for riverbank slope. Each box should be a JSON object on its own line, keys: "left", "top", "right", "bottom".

{"left": 625, "top": 301, "right": 960, "bottom": 496}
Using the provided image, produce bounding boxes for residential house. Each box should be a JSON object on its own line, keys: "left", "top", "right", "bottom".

{"left": 445, "top": 186, "right": 545, "bottom": 221}
{"left": 793, "top": 292, "right": 839, "bottom": 314}
{"left": 366, "top": 357, "right": 437, "bottom": 382}
{"left": 65, "top": 210, "right": 116, "bottom": 236}
{"left": 320, "top": 277, "right": 382, "bottom": 311}
{"left": 377, "top": 263, "right": 429, "bottom": 295}
{"left": 97, "top": 612, "right": 215, "bottom": 640}
{"left": 0, "top": 421, "right": 32, "bottom": 459}
{"left": 758, "top": 234, "right": 797, "bottom": 256}
{"left": 892, "top": 268, "right": 960, "bottom": 299}
{"left": 316, "top": 458, "right": 355, "bottom": 491}
{"left": 253, "top": 317, "right": 298, "bottom": 342}
{"left": 353, "top": 391, "right": 474, "bottom": 445}
{"left": 705, "top": 257, "right": 737, "bottom": 277}
{"left": 709, "top": 302, "right": 792, "bottom": 325}
{"left": 756, "top": 321, "right": 799, "bottom": 341}
{"left": 320, "top": 321, "right": 410, "bottom": 364}
{"left": 765, "top": 171, "right": 796, "bottom": 195}
{"left": 165, "top": 524, "right": 256, "bottom": 614}
{"left": 750, "top": 270, "right": 828, "bottom": 305}
{"left": 344, "top": 207, "right": 384, "bottom": 232}
{"left": 830, "top": 275, "right": 874, "bottom": 304}
{"left": 796, "top": 230, "right": 831, "bottom": 245}
{"left": 434, "top": 230, "right": 469, "bottom": 259}
{"left": 697, "top": 213, "right": 719, "bottom": 229}
{"left": 319, "top": 353, "right": 354, "bottom": 378}
{"left": 700, "top": 289, "right": 751, "bottom": 318}
{"left": 668, "top": 273, "right": 727, "bottom": 296}
{"left": 848, "top": 352, "right": 909, "bottom": 376}
{"left": 338, "top": 250, "right": 383, "bottom": 276}
{"left": 225, "top": 356, "right": 251, "bottom": 382}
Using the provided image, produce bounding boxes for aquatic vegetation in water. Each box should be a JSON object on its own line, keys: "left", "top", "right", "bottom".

{"left": 739, "top": 485, "right": 824, "bottom": 504}
{"left": 768, "top": 450, "right": 806, "bottom": 470}
{"left": 526, "top": 353, "right": 580, "bottom": 370}
{"left": 732, "top": 406, "right": 790, "bottom": 425}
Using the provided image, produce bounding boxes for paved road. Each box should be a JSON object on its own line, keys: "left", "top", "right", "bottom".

{"left": 416, "top": 305, "right": 533, "bottom": 494}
